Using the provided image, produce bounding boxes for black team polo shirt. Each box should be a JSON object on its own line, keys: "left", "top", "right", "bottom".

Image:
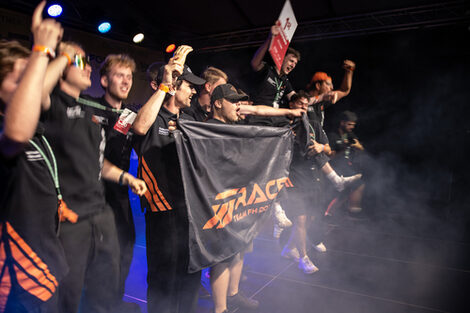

{"left": 0, "top": 117, "right": 69, "bottom": 297}
{"left": 248, "top": 62, "right": 294, "bottom": 126}
{"left": 42, "top": 87, "right": 106, "bottom": 219}
{"left": 252, "top": 62, "right": 293, "bottom": 109}
{"left": 134, "top": 106, "right": 194, "bottom": 213}
{"left": 84, "top": 96, "right": 138, "bottom": 219}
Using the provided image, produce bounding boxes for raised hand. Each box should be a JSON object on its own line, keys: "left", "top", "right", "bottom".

{"left": 287, "top": 108, "right": 305, "bottom": 119}
{"left": 343, "top": 59, "right": 356, "bottom": 71}
{"left": 173, "top": 45, "right": 193, "bottom": 72}
{"left": 162, "top": 45, "right": 193, "bottom": 87}
{"left": 271, "top": 20, "right": 281, "bottom": 37}
{"left": 31, "top": 1, "right": 63, "bottom": 52}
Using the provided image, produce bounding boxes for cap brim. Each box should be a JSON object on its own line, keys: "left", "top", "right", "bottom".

{"left": 226, "top": 94, "right": 249, "bottom": 102}
{"left": 180, "top": 73, "right": 206, "bottom": 86}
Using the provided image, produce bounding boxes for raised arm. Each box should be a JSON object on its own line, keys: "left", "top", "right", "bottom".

{"left": 1, "top": 1, "right": 62, "bottom": 157}
{"left": 132, "top": 46, "right": 191, "bottom": 135}
{"left": 251, "top": 21, "right": 280, "bottom": 72}
{"left": 41, "top": 42, "right": 78, "bottom": 110}
{"left": 239, "top": 104, "right": 304, "bottom": 118}
{"left": 334, "top": 59, "right": 355, "bottom": 101}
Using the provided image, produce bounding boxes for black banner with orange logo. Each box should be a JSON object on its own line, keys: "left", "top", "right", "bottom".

{"left": 174, "top": 120, "right": 295, "bottom": 273}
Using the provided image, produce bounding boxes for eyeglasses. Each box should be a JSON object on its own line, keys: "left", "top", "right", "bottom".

{"left": 72, "top": 54, "right": 90, "bottom": 70}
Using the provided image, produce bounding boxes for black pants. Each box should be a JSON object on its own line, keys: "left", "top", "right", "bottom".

{"left": 57, "top": 206, "right": 120, "bottom": 313}
{"left": 145, "top": 209, "right": 200, "bottom": 313}
{"left": 106, "top": 193, "right": 136, "bottom": 303}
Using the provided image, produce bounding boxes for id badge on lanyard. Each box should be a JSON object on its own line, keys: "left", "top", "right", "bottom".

{"left": 114, "top": 108, "right": 137, "bottom": 135}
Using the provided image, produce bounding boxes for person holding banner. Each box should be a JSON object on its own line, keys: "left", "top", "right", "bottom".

{"left": 132, "top": 46, "right": 206, "bottom": 313}
{"left": 205, "top": 84, "right": 259, "bottom": 313}
{"left": 279, "top": 92, "right": 330, "bottom": 274}
{"left": 202, "top": 83, "right": 307, "bottom": 313}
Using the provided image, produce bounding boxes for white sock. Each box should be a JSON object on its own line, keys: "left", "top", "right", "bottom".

{"left": 326, "top": 171, "right": 344, "bottom": 191}
{"left": 273, "top": 201, "right": 282, "bottom": 214}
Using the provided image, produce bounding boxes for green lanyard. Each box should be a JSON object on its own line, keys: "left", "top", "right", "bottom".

{"left": 28, "top": 135, "right": 62, "bottom": 201}
{"left": 309, "top": 123, "right": 316, "bottom": 141}
{"left": 273, "top": 77, "right": 283, "bottom": 105}
{"left": 76, "top": 97, "right": 123, "bottom": 114}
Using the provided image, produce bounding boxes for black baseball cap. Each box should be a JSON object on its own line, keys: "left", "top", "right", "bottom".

{"left": 211, "top": 84, "right": 249, "bottom": 104}
{"left": 155, "top": 64, "right": 205, "bottom": 86}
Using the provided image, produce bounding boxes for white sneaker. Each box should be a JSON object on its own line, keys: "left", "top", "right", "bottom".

{"left": 349, "top": 206, "right": 362, "bottom": 213}
{"left": 281, "top": 245, "right": 300, "bottom": 262}
{"left": 337, "top": 174, "right": 362, "bottom": 192}
{"left": 273, "top": 224, "right": 284, "bottom": 239}
{"left": 273, "top": 203, "right": 292, "bottom": 228}
{"left": 314, "top": 242, "right": 327, "bottom": 253}
{"left": 299, "top": 255, "right": 319, "bottom": 274}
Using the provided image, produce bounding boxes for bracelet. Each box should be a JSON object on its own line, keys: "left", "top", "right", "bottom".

{"left": 32, "top": 45, "right": 56, "bottom": 58}
{"left": 61, "top": 52, "right": 72, "bottom": 65}
{"left": 159, "top": 83, "right": 170, "bottom": 93}
{"left": 119, "top": 171, "right": 126, "bottom": 186}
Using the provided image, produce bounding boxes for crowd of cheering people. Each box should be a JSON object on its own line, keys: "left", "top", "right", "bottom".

{"left": 0, "top": 2, "right": 366, "bottom": 313}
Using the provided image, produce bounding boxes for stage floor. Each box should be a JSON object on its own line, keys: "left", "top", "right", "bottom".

{"left": 122, "top": 189, "right": 469, "bottom": 313}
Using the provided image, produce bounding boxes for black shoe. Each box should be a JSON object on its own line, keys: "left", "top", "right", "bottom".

{"left": 227, "top": 292, "right": 259, "bottom": 310}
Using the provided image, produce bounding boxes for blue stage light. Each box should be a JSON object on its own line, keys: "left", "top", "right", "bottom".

{"left": 47, "top": 4, "right": 63, "bottom": 17}
{"left": 98, "top": 22, "right": 111, "bottom": 33}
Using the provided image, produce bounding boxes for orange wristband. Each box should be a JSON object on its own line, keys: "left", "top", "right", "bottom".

{"left": 61, "top": 52, "right": 72, "bottom": 65}
{"left": 159, "top": 83, "right": 170, "bottom": 93}
{"left": 32, "top": 45, "right": 56, "bottom": 58}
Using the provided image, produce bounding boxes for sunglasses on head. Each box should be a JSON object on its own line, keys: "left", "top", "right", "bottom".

{"left": 72, "top": 54, "right": 90, "bottom": 70}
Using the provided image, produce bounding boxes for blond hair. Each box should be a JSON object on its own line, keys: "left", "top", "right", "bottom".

{"left": 202, "top": 66, "right": 228, "bottom": 85}
{"left": 100, "top": 54, "right": 136, "bottom": 77}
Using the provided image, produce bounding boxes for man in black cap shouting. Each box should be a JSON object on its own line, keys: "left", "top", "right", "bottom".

{"left": 132, "top": 46, "right": 206, "bottom": 313}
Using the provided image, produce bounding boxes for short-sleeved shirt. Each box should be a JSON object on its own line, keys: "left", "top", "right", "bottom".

{"left": 0, "top": 118, "right": 68, "bottom": 307}
{"left": 42, "top": 87, "right": 106, "bottom": 218}
{"left": 84, "top": 96, "right": 139, "bottom": 218}
{"left": 134, "top": 106, "right": 194, "bottom": 213}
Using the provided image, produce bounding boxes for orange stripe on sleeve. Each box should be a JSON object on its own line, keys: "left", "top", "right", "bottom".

{"left": 141, "top": 170, "right": 163, "bottom": 212}
{"left": 0, "top": 239, "right": 12, "bottom": 313}
{"left": 6, "top": 223, "right": 57, "bottom": 296}
{"left": 141, "top": 157, "right": 173, "bottom": 211}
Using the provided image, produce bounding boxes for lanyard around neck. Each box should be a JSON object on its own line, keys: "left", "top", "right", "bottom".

{"left": 76, "top": 97, "right": 123, "bottom": 114}
{"left": 28, "top": 135, "right": 62, "bottom": 201}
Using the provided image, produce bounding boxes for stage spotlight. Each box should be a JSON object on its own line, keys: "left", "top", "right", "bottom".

{"left": 133, "top": 33, "right": 144, "bottom": 43}
{"left": 165, "top": 44, "right": 176, "bottom": 53}
{"left": 47, "top": 4, "right": 63, "bottom": 17}
{"left": 98, "top": 22, "right": 111, "bottom": 33}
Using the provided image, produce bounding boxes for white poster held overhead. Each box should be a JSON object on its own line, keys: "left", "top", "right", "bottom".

{"left": 269, "top": 0, "right": 298, "bottom": 71}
